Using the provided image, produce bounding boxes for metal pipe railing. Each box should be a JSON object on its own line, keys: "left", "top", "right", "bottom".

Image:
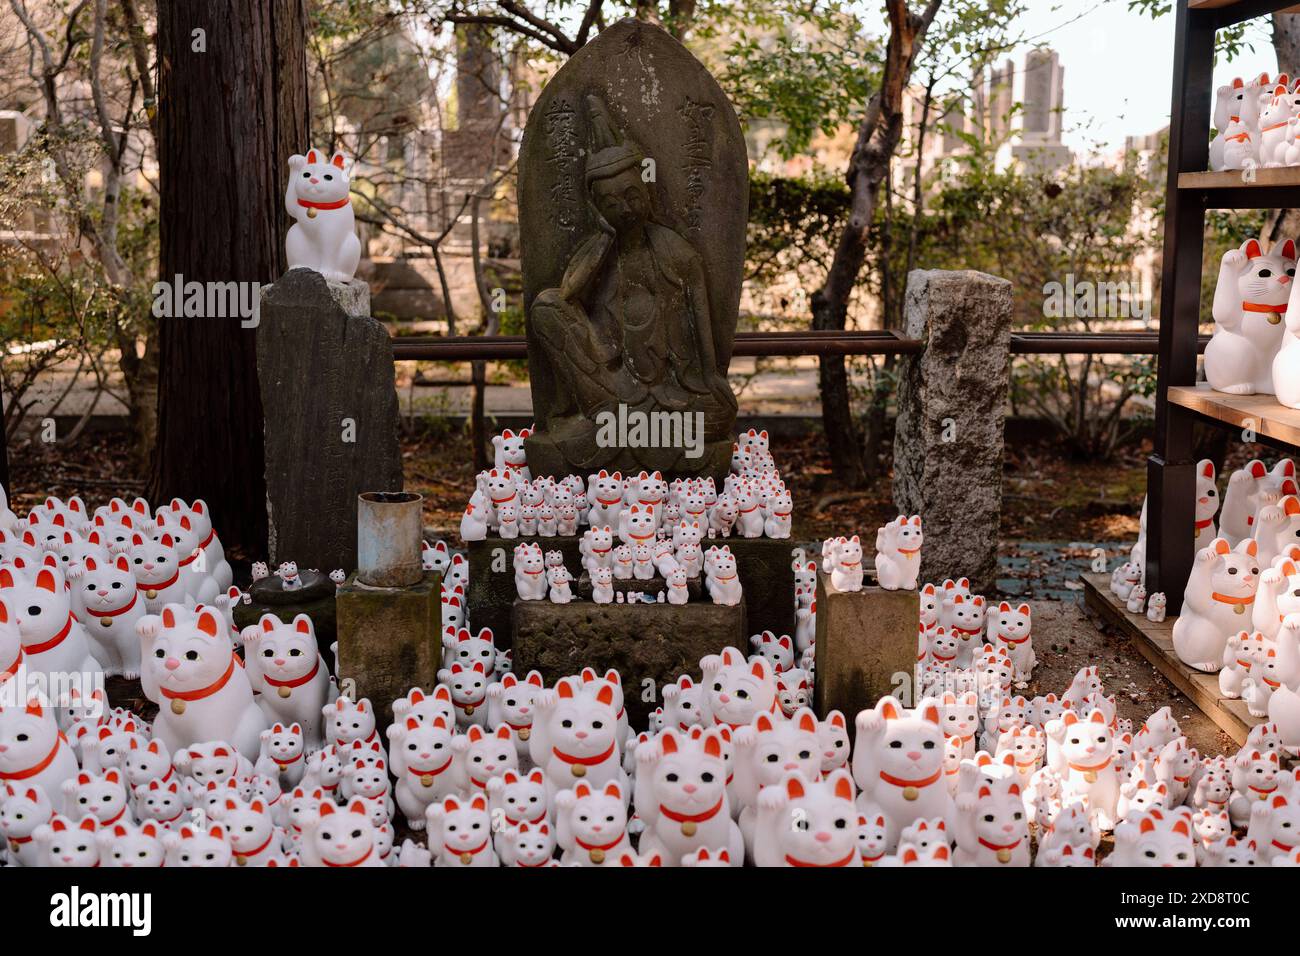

{"left": 390, "top": 330, "right": 1210, "bottom": 361}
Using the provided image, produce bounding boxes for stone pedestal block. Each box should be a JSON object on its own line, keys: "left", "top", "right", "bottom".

{"left": 257, "top": 268, "right": 402, "bottom": 573}
{"left": 468, "top": 535, "right": 794, "bottom": 648}
{"left": 335, "top": 571, "right": 441, "bottom": 722}
{"left": 723, "top": 536, "right": 797, "bottom": 637}
{"left": 812, "top": 571, "right": 918, "bottom": 722}
{"left": 893, "top": 269, "right": 1012, "bottom": 595}
{"left": 513, "top": 597, "right": 746, "bottom": 729}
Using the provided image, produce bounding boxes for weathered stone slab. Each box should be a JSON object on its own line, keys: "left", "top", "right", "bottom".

{"left": 469, "top": 534, "right": 794, "bottom": 647}
{"left": 812, "top": 571, "right": 918, "bottom": 722}
{"left": 257, "top": 268, "right": 402, "bottom": 572}
{"left": 519, "top": 18, "right": 747, "bottom": 482}
{"left": 513, "top": 597, "right": 746, "bottom": 728}
{"left": 893, "top": 269, "right": 1012, "bottom": 595}
{"left": 335, "top": 571, "right": 441, "bottom": 722}
{"left": 724, "top": 536, "right": 797, "bottom": 639}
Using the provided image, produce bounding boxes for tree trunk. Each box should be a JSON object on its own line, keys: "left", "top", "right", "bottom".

{"left": 150, "top": 0, "right": 309, "bottom": 555}
{"left": 810, "top": 0, "right": 941, "bottom": 487}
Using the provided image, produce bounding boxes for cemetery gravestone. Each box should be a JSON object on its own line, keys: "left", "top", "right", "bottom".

{"left": 257, "top": 268, "right": 403, "bottom": 572}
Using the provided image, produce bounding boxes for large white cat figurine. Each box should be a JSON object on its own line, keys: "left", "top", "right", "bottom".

{"left": 851, "top": 695, "right": 954, "bottom": 852}
{"left": 138, "top": 604, "right": 267, "bottom": 760}
{"left": 1206, "top": 238, "right": 1292, "bottom": 395}
{"left": 1172, "top": 537, "right": 1260, "bottom": 672}
{"left": 285, "top": 149, "right": 361, "bottom": 282}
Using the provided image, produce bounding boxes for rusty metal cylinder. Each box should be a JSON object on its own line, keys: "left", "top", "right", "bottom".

{"left": 356, "top": 491, "right": 423, "bottom": 587}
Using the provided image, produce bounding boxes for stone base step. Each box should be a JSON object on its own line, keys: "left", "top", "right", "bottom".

{"left": 512, "top": 597, "right": 746, "bottom": 730}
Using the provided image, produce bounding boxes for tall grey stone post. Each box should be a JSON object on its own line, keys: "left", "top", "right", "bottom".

{"left": 893, "top": 269, "right": 1012, "bottom": 595}
{"left": 257, "top": 267, "right": 402, "bottom": 572}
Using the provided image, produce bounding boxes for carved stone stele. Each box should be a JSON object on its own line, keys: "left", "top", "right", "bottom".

{"left": 519, "top": 18, "right": 746, "bottom": 480}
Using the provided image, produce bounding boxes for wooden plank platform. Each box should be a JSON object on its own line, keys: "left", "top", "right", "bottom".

{"left": 1082, "top": 571, "right": 1261, "bottom": 746}
{"left": 1178, "top": 167, "right": 1300, "bottom": 191}
{"left": 1167, "top": 383, "right": 1300, "bottom": 447}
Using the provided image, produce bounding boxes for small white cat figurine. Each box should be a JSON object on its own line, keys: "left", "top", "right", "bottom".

{"left": 874, "top": 516, "right": 922, "bottom": 591}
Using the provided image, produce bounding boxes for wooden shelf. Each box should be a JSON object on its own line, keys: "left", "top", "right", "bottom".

{"left": 1179, "top": 167, "right": 1300, "bottom": 190}
{"left": 1082, "top": 572, "right": 1262, "bottom": 746}
{"left": 1188, "top": 0, "right": 1300, "bottom": 16}
{"left": 1167, "top": 384, "right": 1300, "bottom": 448}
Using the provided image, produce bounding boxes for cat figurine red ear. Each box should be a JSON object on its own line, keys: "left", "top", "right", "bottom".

{"left": 285, "top": 148, "right": 360, "bottom": 282}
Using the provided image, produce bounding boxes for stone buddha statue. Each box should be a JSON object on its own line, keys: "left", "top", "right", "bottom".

{"left": 526, "top": 94, "right": 737, "bottom": 476}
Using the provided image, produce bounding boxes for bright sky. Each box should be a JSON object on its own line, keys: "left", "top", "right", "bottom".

{"left": 996, "top": 0, "right": 1276, "bottom": 154}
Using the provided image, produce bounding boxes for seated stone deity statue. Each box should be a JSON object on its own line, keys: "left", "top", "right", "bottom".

{"left": 528, "top": 95, "right": 736, "bottom": 474}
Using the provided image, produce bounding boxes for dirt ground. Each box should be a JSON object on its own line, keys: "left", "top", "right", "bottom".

{"left": 1033, "top": 600, "right": 1235, "bottom": 758}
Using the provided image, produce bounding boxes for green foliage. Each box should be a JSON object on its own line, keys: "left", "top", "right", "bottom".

{"left": 1127, "top": 0, "right": 1256, "bottom": 59}
{"left": 0, "top": 125, "right": 157, "bottom": 440}
{"left": 704, "top": 0, "right": 880, "bottom": 160}
{"left": 745, "top": 171, "right": 849, "bottom": 298}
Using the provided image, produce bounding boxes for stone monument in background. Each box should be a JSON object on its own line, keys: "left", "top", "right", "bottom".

{"left": 518, "top": 18, "right": 746, "bottom": 480}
